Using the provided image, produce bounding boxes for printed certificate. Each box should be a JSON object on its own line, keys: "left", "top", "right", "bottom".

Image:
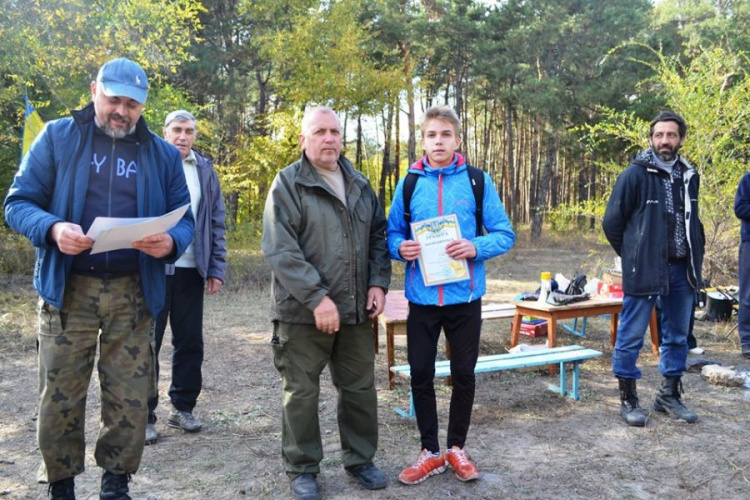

{"left": 411, "top": 214, "right": 470, "bottom": 286}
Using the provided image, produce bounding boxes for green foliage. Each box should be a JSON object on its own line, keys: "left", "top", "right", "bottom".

{"left": 0, "top": 0, "right": 204, "bottom": 206}
{"left": 548, "top": 200, "right": 606, "bottom": 232}
{"left": 264, "top": 0, "right": 402, "bottom": 114}
{"left": 580, "top": 45, "right": 750, "bottom": 282}
{"left": 220, "top": 109, "right": 302, "bottom": 226}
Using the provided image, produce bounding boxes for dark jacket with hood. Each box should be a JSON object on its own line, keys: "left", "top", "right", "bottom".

{"left": 602, "top": 148, "right": 704, "bottom": 295}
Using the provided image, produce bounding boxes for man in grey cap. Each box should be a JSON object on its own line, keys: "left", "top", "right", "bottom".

{"left": 145, "top": 110, "right": 226, "bottom": 445}
{"left": 4, "top": 57, "right": 194, "bottom": 500}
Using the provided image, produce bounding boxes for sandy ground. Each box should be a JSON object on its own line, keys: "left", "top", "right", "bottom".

{"left": 2, "top": 238, "right": 750, "bottom": 500}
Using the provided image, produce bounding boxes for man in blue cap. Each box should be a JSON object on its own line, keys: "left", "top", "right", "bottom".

{"left": 4, "top": 57, "right": 194, "bottom": 500}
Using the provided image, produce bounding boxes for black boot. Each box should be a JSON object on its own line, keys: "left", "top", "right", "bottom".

{"left": 653, "top": 376, "right": 698, "bottom": 423}
{"left": 48, "top": 477, "right": 75, "bottom": 500}
{"left": 290, "top": 473, "right": 321, "bottom": 500}
{"left": 618, "top": 378, "right": 647, "bottom": 427}
{"left": 100, "top": 471, "right": 131, "bottom": 500}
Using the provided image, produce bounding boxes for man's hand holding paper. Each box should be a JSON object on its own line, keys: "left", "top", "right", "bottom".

{"left": 132, "top": 233, "right": 175, "bottom": 258}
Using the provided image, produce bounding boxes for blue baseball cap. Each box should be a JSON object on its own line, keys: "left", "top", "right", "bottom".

{"left": 96, "top": 58, "right": 149, "bottom": 104}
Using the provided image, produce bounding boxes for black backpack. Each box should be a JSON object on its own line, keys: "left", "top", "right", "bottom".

{"left": 402, "top": 165, "right": 485, "bottom": 237}
{"left": 565, "top": 273, "right": 587, "bottom": 295}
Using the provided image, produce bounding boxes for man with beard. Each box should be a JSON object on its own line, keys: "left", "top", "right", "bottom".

{"left": 4, "top": 58, "right": 194, "bottom": 499}
{"left": 603, "top": 111, "right": 704, "bottom": 427}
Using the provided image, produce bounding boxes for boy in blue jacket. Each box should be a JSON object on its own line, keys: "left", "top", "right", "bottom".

{"left": 387, "top": 105, "right": 515, "bottom": 485}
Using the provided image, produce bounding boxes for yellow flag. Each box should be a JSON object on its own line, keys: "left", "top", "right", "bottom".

{"left": 22, "top": 94, "right": 44, "bottom": 157}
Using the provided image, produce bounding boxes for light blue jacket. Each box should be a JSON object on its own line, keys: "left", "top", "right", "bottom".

{"left": 3, "top": 102, "right": 194, "bottom": 316}
{"left": 387, "top": 153, "right": 515, "bottom": 306}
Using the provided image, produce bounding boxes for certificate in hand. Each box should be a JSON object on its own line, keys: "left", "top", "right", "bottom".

{"left": 411, "top": 214, "right": 470, "bottom": 286}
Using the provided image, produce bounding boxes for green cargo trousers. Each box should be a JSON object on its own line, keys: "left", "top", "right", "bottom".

{"left": 36, "top": 274, "right": 152, "bottom": 483}
{"left": 272, "top": 321, "right": 378, "bottom": 478}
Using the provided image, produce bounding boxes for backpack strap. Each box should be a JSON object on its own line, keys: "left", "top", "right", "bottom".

{"left": 402, "top": 165, "right": 485, "bottom": 237}
{"left": 402, "top": 172, "right": 419, "bottom": 225}
{"left": 466, "top": 165, "right": 485, "bottom": 236}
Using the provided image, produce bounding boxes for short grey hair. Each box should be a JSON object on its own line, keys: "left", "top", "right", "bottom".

{"left": 301, "top": 106, "right": 339, "bottom": 135}
{"left": 164, "top": 109, "right": 197, "bottom": 128}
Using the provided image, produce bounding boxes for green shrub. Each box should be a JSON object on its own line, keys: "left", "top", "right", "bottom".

{"left": 0, "top": 227, "right": 35, "bottom": 275}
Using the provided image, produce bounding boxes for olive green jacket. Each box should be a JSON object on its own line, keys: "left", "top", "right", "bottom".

{"left": 261, "top": 152, "right": 391, "bottom": 325}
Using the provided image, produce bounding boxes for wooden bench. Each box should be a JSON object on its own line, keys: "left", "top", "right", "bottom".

{"left": 375, "top": 290, "right": 516, "bottom": 389}
{"left": 389, "top": 345, "right": 603, "bottom": 419}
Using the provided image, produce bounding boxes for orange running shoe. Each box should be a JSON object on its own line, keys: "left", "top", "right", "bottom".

{"left": 445, "top": 446, "right": 479, "bottom": 481}
{"left": 398, "top": 449, "right": 446, "bottom": 485}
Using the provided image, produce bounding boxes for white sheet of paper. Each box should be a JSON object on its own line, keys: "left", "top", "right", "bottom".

{"left": 86, "top": 216, "right": 152, "bottom": 240}
{"left": 89, "top": 204, "right": 190, "bottom": 255}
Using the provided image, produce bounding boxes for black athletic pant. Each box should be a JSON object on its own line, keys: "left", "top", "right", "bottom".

{"left": 406, "top": 299, "right": 482, "bottom": 453}
{"left": 149, "top": 267, "right": 205, "bottom": 416}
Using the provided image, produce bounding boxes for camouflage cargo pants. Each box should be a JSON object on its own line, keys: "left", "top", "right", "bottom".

{"left": 37, "top": 273, "right": 152, "bottom": 483}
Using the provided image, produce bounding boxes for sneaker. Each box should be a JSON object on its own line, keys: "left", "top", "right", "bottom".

{"left": 346, "top": 462, "right": 388, "bottom": 490}
{"left": 168, "top": 409, "right": 202, "bottom": 432}
{"left": 445, "top": 446, "right": 480, "bottom": 482}
{"left": 99, "top": 471, "right": 131, "bottom": 500}
{"left": 689, "top": 347, "right": 705, "bottom": 355}
{"left": 48, "top": 476, "right": 75, "bottom": 500}
{"left": 290, "top": 473, "right": 321, "bottom": 500}
{"left": 145, "top": 423, "right": 158, "bottom": 445}
{"left": 398, "top": 449, "right": 446, "bottom": 485}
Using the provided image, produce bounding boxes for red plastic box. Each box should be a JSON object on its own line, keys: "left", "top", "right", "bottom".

{"left": 512, "top": 320, "right": 549, "bottom": 338}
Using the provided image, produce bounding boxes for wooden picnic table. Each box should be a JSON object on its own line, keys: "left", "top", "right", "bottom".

{"left": 510, "top": 296, "right": 659, "bottom": 357}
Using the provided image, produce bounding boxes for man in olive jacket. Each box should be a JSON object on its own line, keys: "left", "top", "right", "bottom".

{"left": 261, "top": 106, "right": 391, "bottom": 500}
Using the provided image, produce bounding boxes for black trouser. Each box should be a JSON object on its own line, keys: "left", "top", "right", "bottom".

{"left": 149, "top": 267, "right": 205, "bottom": 416}
{"left": 406, "top": 300, "right": 482, "bottom": 453}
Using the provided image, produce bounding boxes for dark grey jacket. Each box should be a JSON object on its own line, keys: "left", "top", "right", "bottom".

{"left": 166, "top": 150, "right": 226, "bottom": 282}
{"left": 602, "top": 149, "right": 704, "bottom": 295}
{"left": 261, "top": 152, "right": 391, "bottom": 324}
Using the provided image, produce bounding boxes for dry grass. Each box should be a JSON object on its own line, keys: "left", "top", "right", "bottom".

{"left": 1, "top": 232, "right": 749, "bottom": 499}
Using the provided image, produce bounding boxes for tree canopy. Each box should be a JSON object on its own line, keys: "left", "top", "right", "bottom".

{"left": 3, "top": 0, "right": 750, "bottom": 274}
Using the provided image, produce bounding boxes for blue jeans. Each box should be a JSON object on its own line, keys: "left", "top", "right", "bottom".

{"left": 613, "top": 261, "right": 693, "bottom": 379}
{"left": 738, "top": 242, "right": 750, "bottom": 350}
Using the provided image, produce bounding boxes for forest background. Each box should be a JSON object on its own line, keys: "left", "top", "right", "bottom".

{"left": 2, "top": 0, "right": 750, "bottom": 283}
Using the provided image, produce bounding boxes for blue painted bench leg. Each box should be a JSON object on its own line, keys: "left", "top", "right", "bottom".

{"left": 395, "top": 387, "right": 416, "bottom": 419}
{"left": 561, "top": 317, "right": 588, "bottom": 338}
{"left": 547, "top": 361, "right": 582, "bottom": 400}
{"left": 559, "top": 361, "right": 567, "bottom": 397}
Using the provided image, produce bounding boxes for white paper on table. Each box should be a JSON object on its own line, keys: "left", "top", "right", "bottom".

{"left": 89, "top": 204, "right": 190, "bottom": 255}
